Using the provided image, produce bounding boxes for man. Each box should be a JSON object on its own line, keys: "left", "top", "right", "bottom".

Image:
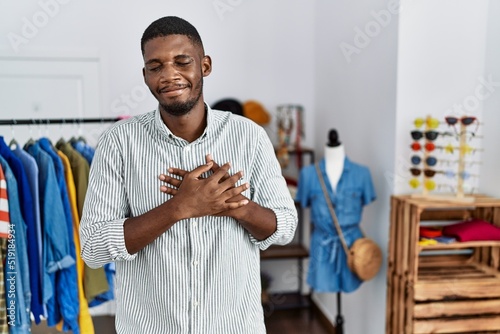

{"left": 80, "top": 16, "right": 297, "bottom": 334}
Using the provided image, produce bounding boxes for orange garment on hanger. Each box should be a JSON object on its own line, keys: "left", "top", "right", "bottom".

{"left": 56, "top": 140, "right": 108, "bottom": 303}
{"left": 57, "top": 151, "right": 95, "bottom": 334}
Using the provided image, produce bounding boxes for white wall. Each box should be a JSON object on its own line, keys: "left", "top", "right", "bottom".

{"left": 313, "top": 0, "right": 399, "bottom": 333}
{"left": 480, "top": 0, "right": 500, "bottom": 198}
{"left": 394, "top": 0, "right": 490, "bottom": 195}
{"left": 0, "top": 0, "right": 316, "bottom": 148}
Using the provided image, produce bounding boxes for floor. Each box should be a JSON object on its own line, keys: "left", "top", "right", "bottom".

{"left": 265, "top": 308, "right": 334, "bottom": 334}
{"left": 31, "top": 307, "right": 333, "bottom": 334}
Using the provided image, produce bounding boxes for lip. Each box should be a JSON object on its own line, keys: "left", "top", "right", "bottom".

{"left": 159, "top": 85, "right": 187, "bottom": 97}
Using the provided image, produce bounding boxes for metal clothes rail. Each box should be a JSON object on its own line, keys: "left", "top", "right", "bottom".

{"left": 0, "top": 117, "right": 123, "bottom": 126}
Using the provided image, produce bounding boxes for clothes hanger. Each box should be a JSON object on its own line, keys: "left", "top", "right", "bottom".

{"left": 67, "top": 119, "right": 80, "bottom": 145}
{"left": 8, "top": 121, "right": 19, "bottom": 150}
{"left": 23, "top": 120, "right": 37, "bottom": 149}
{"left": 57, "top": 119, "right": 68, "bottom": 146}
{"left": 9, "top": 138, "right": 19, "bottom": 150}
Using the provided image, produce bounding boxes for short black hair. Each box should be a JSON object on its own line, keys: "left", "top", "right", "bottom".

{"left": 141, "top": 16, "right": 204, "bottom": 55}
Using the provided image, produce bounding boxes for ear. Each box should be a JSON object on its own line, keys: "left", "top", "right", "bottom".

{"left": 202, "top": 55, "right": 212, "bottom": 77}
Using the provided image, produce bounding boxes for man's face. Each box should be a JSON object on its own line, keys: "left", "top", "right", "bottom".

{"left": 142, "top": 35, "right": 212, "bottom": 116}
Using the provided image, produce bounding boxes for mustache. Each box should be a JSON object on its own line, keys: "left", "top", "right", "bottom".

{"left": 158, "top": 84, "right": 189, "bottom": 94}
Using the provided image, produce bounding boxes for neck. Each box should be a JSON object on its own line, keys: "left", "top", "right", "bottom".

{"left": 160, "top": 100, "right": 207, "bottom": 142}
{"left": 325, "top": 144, "right": 345, "bottom": 164}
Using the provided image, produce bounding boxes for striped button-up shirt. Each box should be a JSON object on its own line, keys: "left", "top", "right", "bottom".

{"left": 80, "top": 106, "right": 298, "bottom": 334}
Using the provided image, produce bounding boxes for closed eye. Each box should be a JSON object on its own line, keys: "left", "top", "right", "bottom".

{"left": 176, "top": 60, "right": 192, "bottom": 67}
{"left": 174, "top": 55, "right": 193, "bottom": 67}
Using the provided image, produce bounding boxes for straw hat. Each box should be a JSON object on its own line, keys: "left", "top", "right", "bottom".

{"left": 242, "top": 100, "right": 271, "bottom": 125}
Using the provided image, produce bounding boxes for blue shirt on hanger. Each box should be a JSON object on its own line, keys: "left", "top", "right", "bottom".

{"left": 25, "top": 142, "right": 76, "bottom": 331}
{"left": 71, "top": 140, "right": 95, "bottom": 165}
{"left": 38, "top": 138, "right": 80, "bottom": 333}
{"left": 10, "top": 144, "right": 45, "bottom": 323}
{"left": 0, "top": 137, "right": 43, "bottom": 321}
{"left": 296, "top": 157, "right": 376, "bottom": 293}
{"left": 0, "top": 155, "right": 31, "bottom": 334}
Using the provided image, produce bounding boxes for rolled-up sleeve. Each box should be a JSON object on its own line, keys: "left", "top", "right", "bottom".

{"left": 80, "top": 130, "right": 136, "bottom": 269}
{"left": 247, "top": 129, "right": 298, "bottom": 250}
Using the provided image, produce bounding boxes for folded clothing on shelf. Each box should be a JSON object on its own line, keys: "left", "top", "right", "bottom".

{"left": 442, "top": 218, "right": 500, "bottom": 242}
{"left": 418, "top": 238, "right": 438, "bottom": 246}
{"left": 419, "top": 226, "right": 443, "bottom": 238}
{"left": 432, "top": 236, "right": 456, "bottom": 244}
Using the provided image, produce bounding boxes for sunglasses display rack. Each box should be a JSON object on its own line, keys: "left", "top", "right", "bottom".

{"left": 409, "top": 115, "right": 482, "bottom": 203}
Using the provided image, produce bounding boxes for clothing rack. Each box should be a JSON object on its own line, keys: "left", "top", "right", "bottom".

{"left": 0, "top": 117, "right": 123, "bottom": 126}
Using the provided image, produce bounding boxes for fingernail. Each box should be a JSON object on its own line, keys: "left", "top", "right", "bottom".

{"left": 168, "top": 168, "right": 173, "bottom": 173}
{"left": 159, "top": 175, "right": 165, "bottom": 180}
{"left": 207, "top": 153, "right": 212, "bottom": 160}
{"left": 160, "top": 186, "right": 167, "bottom": 191}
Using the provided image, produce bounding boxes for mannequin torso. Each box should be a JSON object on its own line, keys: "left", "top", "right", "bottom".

{"left": 297, "top": 128, "right": 377, "bottom": 296}
{"left": 325, "top": 144, "right": 345, "bottom": 192}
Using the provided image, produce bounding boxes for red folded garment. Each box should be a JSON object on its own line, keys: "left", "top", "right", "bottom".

{"left": 442, "top": 219, "right": 500, "bottom": 242}
{"left": 419, "top": 226, "right": 443, "bottom": 238}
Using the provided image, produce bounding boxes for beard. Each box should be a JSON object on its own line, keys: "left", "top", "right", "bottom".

{"left": 158, "top": 78, "right": 203, "bottom": 117}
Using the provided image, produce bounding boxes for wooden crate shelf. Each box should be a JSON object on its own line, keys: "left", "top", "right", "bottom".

{"left": 413, "top": 315, "right": 500, "bottom": 334}
{"left": 415, "top": 261, "right": 500, "bottom": 301}
{"left": 385, "top": 195, "right": 500, "bottom": 334}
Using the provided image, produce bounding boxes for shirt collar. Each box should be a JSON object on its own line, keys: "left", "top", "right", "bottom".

{"left": 154, "top": 103, "right": 213, "bottom": 145}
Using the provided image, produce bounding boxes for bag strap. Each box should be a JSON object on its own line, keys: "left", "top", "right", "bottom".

{"left": 314, "top": 162, "right": 350, "bottom": 256}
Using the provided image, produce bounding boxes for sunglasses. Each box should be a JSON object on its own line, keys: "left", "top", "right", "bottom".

{"left": 409, "top": 168, "right": 442, "bottom": 177}
{"left": 445, "top": 116, "right": 480, "bottom": 136}
{"left": 444, "top": 116, "right": 477, "bottom": 126}
{"left": 410, "top": 155, "right": 437, "bottom": 166}
{"left": 445, "top": 144, "right": 483, "bottom": 155}
{"left": 414, "top": 117, "right": 440, "bottom": 129}
{"left": 442, "top": 170, "right": 478, "bottom": 180}
{"left": 409, "top": 178, "right": 436, "bottom": 190}
{"left": 441, "top": 143, "right": 482, "bottom": 155}
{"left": 460, "top": 144, "right": 484, "bottom": 155}
{"left": 410, "top": 131, "right": 455, "bottom": 141}
{"left": 410, "top": 179, "right": 477, "bottom": 193}
{"left": 411, "top": 167, "right": 479, "bottom": 180}
{"left": 411, "top": 142, "right": 445, "bottom": 152}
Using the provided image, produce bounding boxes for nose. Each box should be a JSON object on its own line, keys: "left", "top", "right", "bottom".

{"left": 160, "top": 62, "right": 180, "bottom": 83}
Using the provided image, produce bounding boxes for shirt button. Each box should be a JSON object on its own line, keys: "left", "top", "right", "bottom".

{"left": 192, "top": 220, "right": 198, "bottom": 228}
{"left": 193, "top": 260, "right": 199, "bottom": 266}
{"left": 194, "top": 301, "right": 199, "bottom": 307}
{"left": 185, "top": 146, "right": 191, "bottom": 152}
